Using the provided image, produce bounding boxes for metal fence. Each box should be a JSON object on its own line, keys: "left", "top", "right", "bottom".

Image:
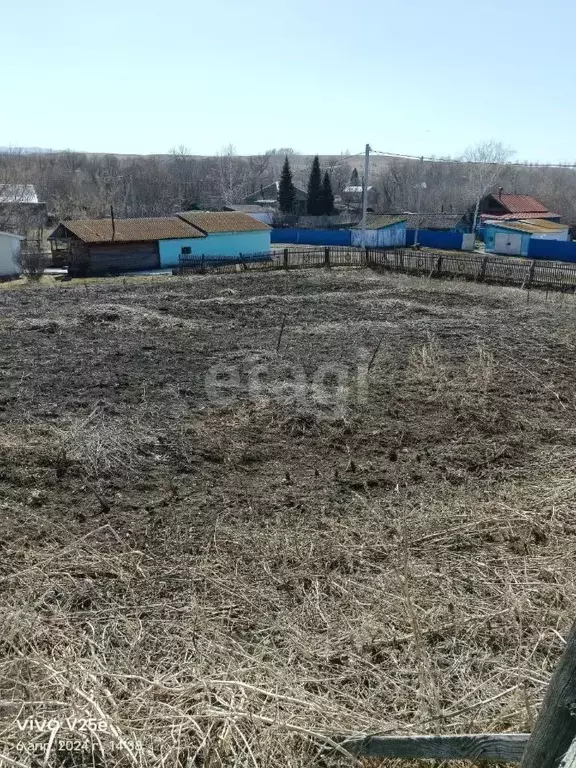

{"left": 271, "top": 229, "right": 353, "bottom": 246}
{"left": 528, "top": 237, "right": 576, "bottom": 262}
{"left": 405, "top": 229, "right": 464, "bottom": 250}
{"left": 178, "top": 246, "right": 576, "bottom": 293}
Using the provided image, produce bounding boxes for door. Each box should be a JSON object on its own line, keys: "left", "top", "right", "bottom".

{"left": 494, "top": 232, "right": 522, "bottom": 256}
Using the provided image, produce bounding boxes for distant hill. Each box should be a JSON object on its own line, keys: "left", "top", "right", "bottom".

{"left": 0, "top": 147, "right": 57, "bottom": 154}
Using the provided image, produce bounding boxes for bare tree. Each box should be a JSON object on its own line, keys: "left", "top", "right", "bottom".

{"left": 17, "top": 241, "right": 48, "bottom": 281}
{"left": 247, "top": 151, "right": 273, "bottom": 193}
{"left": 216, "top": 144, "right": 249, "bottom": 206}
{"left": 7, "top": 143, "right": 576, "bottom": 235}
{"left": 461, "top": 140, "right": 514, "bottom": 231}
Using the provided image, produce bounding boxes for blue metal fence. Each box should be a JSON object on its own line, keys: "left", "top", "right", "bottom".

{"left": 528, "top": 239, "right": 576, "bottom": 263}
{"left": 405, "top": 230, "right": 464, "bottom": 250}
{"left": 272, "top": 228, "right": 470, "bottom": 250}
{"left": 271, "top": 229, "right": 352, "bottom": 246}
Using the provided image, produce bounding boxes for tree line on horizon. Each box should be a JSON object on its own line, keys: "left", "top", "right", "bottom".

{"left": 3, "top": 142, "right": 576, "bottom": 232}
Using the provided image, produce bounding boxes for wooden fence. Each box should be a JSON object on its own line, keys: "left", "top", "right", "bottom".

{"left": 366, "top": 248, "right": 576, "bottom": 292}
{"left": 338, "top": 620, "right": 576, "bottom": 765}
{"left": 178, "top": 246, "right": 576, "bottom": 294}
{"left": 178, "top": 247, "right": 362, "bottom": 275}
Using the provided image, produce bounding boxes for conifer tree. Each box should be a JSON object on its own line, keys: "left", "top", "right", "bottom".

{"left": 306, "top": 155, "right": 323, "bottom": 215}
{"left": 278, "top": 155, "right": 296, "bottom": 213}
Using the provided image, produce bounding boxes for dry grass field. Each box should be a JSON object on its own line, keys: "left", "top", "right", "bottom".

{"left": 1, "top": 268, "right": 575, "bottom": 767}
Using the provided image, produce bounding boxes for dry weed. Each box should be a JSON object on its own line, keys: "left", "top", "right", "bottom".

{"left": 0, "top": 268, "right": 575, "bottom": 767}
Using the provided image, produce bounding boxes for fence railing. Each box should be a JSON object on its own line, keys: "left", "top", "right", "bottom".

{"left": 335, "top": 621, "right": 576, "bottom": 765}
{"left": 366, "top": 247, "right": 576, "bottom": 291}
{"left": 177, "top": 247, "right": 364, "bottom": 275}
{"left": 177, "top": 246, "right": 576, "bottom": 293}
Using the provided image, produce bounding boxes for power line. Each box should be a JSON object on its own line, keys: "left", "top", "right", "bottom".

{"left": 370, "top": 149, "right": 576, "bottom": 170}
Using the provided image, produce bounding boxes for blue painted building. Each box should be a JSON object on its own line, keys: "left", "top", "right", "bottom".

{"left": 159, "top": 212, "right": 271, "bottom": 268}
{"left": 484, "top": 219, "right": 569, "bottom": 257}
{"left": 350, "top": 215, "right": 407, "bottom": 247}
{"left": 50, "top": 212, "right": 271, "bottom": 275}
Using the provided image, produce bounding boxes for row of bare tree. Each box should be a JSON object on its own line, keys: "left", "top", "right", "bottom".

{"left": 2, "top": 141, "right": 576, "bottom": 227}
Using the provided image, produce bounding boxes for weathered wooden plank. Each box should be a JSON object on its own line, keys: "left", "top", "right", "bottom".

{"left": 340, "top": 733, "right": 529, "bottom": 762}
{"left": 520, "top": 621, "right": 576, "bottom": 768}
{"left": 559, "top": 736, "right": 576, "bottom": 768}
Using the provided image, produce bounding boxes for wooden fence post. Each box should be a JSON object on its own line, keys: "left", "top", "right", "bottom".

{"left": 524, "top": 260, "right": 536, "bottom": 291}
{"left": 520, "top": 621, "right": 576, "bottom": 768}
{"left": 478, "top": 255, "right": 488, "bottom": 282}
{"left": 559, "top": 737, "right": 576, "bottom": 768}
{"left": 283, "top": 248, "right": 289, "bottom": 270}
{"left": 324, "top": 247, "right": 331, "bottom": 268}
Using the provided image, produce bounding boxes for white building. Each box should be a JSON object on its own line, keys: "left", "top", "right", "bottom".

{"left": 0, "top": 231, "right": 22, "bottom": 277}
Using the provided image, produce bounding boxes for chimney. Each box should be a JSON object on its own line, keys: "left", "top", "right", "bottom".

{"left": 110, "top": 205, "right": 116, "bottom": 241}
{"left": 498, "top": 187, "right": 504, "bottom": 200}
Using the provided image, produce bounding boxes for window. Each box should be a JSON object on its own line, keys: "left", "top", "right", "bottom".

{"left": 181, "top": 246, "right": 191, "bottom": 255}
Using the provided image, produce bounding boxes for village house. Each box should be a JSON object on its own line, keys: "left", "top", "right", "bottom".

{"left": 484, "top": 218, "right": 569, "bottom": 257}
{"left": 340, "top": 185, "right": 379, "bottom": 213}
{"left": 399, "top": 212, "right": 470, "bottom": 232}
{"left": 223, "top": 204, "right": 275, "bottom": 226}
{"left": 477, "top": 190, "right": 560, "bottom": 225}
{"left": 49, "top": 212, "right": 271, "bottom": 276}
{"left": 0, "top": 184, "right": 48, "bottom": 241}
{"left": 244, "top": 181, "right": 308, "bottom": 214}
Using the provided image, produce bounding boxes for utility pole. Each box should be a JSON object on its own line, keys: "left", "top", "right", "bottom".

{"left": 361, "top": 143, "right": 371, "bottom": 248}
{"left": 413, "top": 156, "right": 425, "bottom": 247}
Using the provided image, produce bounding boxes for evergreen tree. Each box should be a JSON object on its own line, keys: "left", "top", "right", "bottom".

{"left": 278, "top": 155, "right": 296, "bottom": 213}
{"left": 321, "top": 171, "right": 335, "bottom": 215}
{"left": 306, "top": 155, "right": 323, "bottom": 215}
{"left": 350, "top": 167, "right": 360, "bottom": 186}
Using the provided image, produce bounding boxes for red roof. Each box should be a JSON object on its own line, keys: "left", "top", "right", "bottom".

{"left": 491, "top": 193, "right": 550, "bottom": 214}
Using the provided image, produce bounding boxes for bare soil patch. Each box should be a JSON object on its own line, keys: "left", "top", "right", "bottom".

{"left": 0, "top": 269, "right": 575, "bottom": 766}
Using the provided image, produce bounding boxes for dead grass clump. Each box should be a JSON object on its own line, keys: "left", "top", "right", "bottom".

{"left": 2, "top": 268, "right": 576, "bottom": 766}
{"left": 53, "top": 407, "right": 163, "bottom": 488}
{"left": 1, "top": 484, "right": 574, "bottom": 767}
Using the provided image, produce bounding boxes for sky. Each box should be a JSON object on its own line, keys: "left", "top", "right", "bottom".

{"left": 4, "top": 0, "right": 576, "bottom": 162}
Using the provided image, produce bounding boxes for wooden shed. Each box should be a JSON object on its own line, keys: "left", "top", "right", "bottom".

{"left": 49, "top": 217, "right": 204, "bottom": 275}
{"left": 350, "top": 215, "right": 407, "bottom": 247}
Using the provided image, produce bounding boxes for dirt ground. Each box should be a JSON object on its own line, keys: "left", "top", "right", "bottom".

{"left": 1, "top": 268, "right": 575, "bottom": 767}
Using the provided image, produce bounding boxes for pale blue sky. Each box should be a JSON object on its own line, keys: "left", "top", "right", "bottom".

{"left": 4, "top": 0, "right": 575, "bottom": 161}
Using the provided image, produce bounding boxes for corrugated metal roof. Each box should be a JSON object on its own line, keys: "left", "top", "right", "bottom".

{"left": 224, "top": 204, "right": 274, "bottom": 213}
{"left": 484, "top": 218, "right": 567, "bottom": 234}
{"left": 353, "top": 214, "right": 407, "bottom": 229}
{"left": 521, "top": 218, "right": 567, "bottom": 230}
{"left": 52, "top": 217, "right": 204, "bottom": 243}
{"left": 344, "top": 185, "right": 374, "bottom": 194}
{"left": 178, "top": 211, "right": 271, "bottom": 233}
{"left": 401, "top": 212, "right": 466, "bottom": 230}
{"left": 490, "top": 193, "right": 550, "bottom": 213}
{"left": 480, "top": 211, "right": 560, "bottom": 222}
{"left": 0, "top": 184, "right": 39, "bottom": 203}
